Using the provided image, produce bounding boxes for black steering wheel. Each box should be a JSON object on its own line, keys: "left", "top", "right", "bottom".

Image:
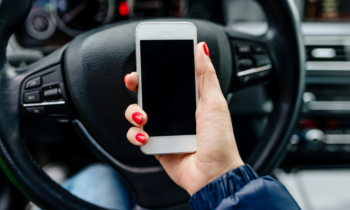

{"left": 0, "top": 0, "right": 305, "bottom": 209}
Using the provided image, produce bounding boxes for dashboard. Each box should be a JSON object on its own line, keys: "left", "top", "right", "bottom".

{"left": 12, "top": 0, "right": 224, "bottom": 53}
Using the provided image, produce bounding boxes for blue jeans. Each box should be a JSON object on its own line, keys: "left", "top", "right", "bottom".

{"left": 61, "top": 163, "right": 133, "bottom": 210}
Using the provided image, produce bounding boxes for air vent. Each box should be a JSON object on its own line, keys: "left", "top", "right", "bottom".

{"left": 306, "top": 45, "right": 348, "bottom": 61}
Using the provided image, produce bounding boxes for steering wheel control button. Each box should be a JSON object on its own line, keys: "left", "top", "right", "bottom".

{"left": 239, "top": 74, "right": 255, "bottom": 85}
{"left": 43, "top": 88, "right": 60, "bottom": 100}
{"left": 24, "top": 91, "right": 41, "bottom": 103}
{"left": 239, "top": 59, "right": 253, "bottom": 70}
{"left": 236, "top": 44, "right": 251, "bottom": 54}
{"left": 256, "top": 70, "right": 270, "bottom": 79}
{"left": 253, "top": 46, "right": 264, "bottom": 54}
{"left": 25, "top": 107, "right": 46, "bottom": 115}
{"left": 25, "top": 77, "right": 41, "bottom": 89}
{"left": 254, "top": 55, "right": 270, "bottom": 67}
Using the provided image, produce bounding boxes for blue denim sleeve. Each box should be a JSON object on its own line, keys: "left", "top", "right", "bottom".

{"left": 189, "top": 164, "right": 300, "bottom": 210}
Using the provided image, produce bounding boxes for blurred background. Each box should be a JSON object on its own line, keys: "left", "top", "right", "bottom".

{"left": 2, "top": 0, "right": 350, "bottom": 209}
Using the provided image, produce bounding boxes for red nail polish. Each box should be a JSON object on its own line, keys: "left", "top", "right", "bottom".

{"left": 124, "top": 74, "right": 130, "bottom": 83}
{"left": 132, "top": 112, "right": 143, "bottom": 124}
{"left": 203, "top": 42, "right": 210, "bottom": 57}
{"left": 136, "top": 133, "right": 146, "bottom": 143}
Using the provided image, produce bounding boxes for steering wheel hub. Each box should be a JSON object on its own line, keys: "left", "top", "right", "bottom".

{"left": 64, "top": 19, "right": 232, "bottom": 167}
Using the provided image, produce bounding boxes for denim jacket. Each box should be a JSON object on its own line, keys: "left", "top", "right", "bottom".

{"left": 189, "top": 165, "right": 300, "bottom": 210}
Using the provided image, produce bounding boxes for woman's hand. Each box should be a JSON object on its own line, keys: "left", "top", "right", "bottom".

{"left": 124, "top": 42, "right": 244, "bottom": 196}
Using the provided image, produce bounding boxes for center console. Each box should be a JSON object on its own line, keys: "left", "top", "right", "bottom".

{"left": 283, "top": 0, "right": 350, "bottom": 167}
{"left": 284, "top": 35, "right": 350, "bottom": 167}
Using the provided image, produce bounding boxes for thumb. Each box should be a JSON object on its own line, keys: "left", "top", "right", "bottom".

{"left": 195, "top": 42, "right": 223, "bottom": 101}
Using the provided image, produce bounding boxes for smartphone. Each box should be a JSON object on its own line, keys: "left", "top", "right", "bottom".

{"left": 135, "top": 22, "right": 198, "bottom": 154}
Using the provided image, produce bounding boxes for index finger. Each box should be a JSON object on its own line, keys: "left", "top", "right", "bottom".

{"left": 124, "top": 72, "right": 138, "bottom": 92}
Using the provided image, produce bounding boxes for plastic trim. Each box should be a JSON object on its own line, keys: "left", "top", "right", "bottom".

{"left": 306, "top": 61, "right": 350, "bottom": 71}
{"left": 307, "top": 101, "right": 350, "bottom": 111}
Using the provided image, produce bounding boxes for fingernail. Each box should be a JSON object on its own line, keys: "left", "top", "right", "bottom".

{"left": 132, "top": 112, "right": 143, "bottom": 124}
{"left": 124, "top": 74, "right": 130, "bottom": 83}
{"left": 136, "top": 133, "right": 146, "bottom": 143}
{"left": 203, "top": 42, "right": 210, "bottom": 57}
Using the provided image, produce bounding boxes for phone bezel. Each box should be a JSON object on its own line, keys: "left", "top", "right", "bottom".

{"left": 135, "top": 22, "right": 198, "bottom": 155}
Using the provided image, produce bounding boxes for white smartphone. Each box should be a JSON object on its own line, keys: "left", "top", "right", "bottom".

{"left": 135, "top": 22, "right": 198, "bottom": 155}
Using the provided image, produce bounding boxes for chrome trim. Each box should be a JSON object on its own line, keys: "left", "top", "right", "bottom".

{"left": 306, "top": 61, "right": 350, "bottom": 71}
{"left": 302, "top": 23, "right": 350, "bottom": 36}
{"left": 74, "top": 119, "right": 164, "bottom": 173}
{"left": 25, "top": 8, "right": 57, "bottom": 40}
{"left": 311, "top": 48, "right": 336, "bottom": 58}
{"left": 307, "top": 101, "right": 350, "bottom": 111}
{"left": 23, "top": 101, "right": 65, "bottom": 107}
{"left": 324, "top": 134, "right": 350, "bottom": 145}
{"left": 237, "top": 64, "right": 272, "bottom": 77}
{"left": 304, "top": 35, "right": 350, "bottom": 46}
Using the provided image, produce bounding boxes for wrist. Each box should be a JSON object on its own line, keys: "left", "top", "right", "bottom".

{"left": 208, "top": 159, "right": 245, "bottom": 183}
{"left": 187, "top": 158, "right": 245, "bottom": 196}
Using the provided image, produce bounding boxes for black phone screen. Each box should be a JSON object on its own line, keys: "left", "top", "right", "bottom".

{"left": 140, "top": 40, "right": 196, "bottom": 137}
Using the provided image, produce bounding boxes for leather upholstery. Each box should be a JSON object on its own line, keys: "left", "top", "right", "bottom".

{"left": 64, "top": 19, "right": 232, "bottom": 208}
{"left": 64, "top": 19, "right": 232, "bottom": 167}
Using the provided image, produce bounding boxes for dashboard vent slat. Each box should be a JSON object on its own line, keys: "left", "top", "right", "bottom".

{"left": 306, "top": 45, "right": 348, "bottom": 62}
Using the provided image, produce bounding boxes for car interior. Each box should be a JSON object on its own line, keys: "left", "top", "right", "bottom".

{"left": 0, "top": 0, "right": 349, "bottom": 209}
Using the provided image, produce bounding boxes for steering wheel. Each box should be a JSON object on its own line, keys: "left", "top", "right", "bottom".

{"left": 0, "top": 0, "right": 305, "bottom": 209}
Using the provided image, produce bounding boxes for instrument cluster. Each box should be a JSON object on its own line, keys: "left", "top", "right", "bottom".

{"left": 14, "top": 0, "right": 224, "bottom": 53}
